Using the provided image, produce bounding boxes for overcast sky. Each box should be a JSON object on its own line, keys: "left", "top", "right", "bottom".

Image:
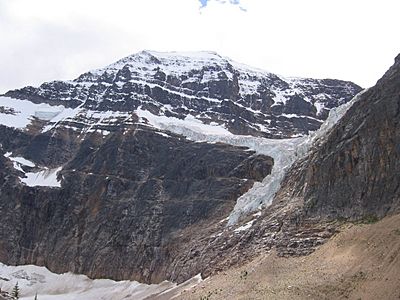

{"left": 0, "top": 0, "right": 399, "bottom": 93}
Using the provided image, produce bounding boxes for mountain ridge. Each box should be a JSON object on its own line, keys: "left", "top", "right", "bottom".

{"left": 3, "top": 50, "right": 361, "bottom": 138}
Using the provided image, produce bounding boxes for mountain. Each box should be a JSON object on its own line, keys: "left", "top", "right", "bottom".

{"left": 0, "top": 51, "right": 362, "bottom": 285}
{"left": 4, "top": 50, "right": 360, "bottom": 138}
{"left": 175, "top": 54, "right": 400, "bottom": 300}
{"left": 169, "top": 53, "right": 400, "bottom": 284}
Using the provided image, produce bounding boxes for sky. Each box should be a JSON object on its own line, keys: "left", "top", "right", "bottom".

{"left": 0, "top": 0, "right": 399, "bottom": 93}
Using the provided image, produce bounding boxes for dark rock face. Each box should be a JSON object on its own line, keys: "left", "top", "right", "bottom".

{"left": 0, "top": 124, "right": 273, "bottom": 283}
{"left": 282, "top": 54, "right": 400, "bottom": 220}
{"left": 4, "top": 51, "right": 361, "bottom": 138}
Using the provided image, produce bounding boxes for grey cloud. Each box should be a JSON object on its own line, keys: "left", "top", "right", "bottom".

{"left": 0, "top": 20, "right": 125, "bottom": 93}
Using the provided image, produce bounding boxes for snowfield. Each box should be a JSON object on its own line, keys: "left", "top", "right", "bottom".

{"left": 0, "top": 263, "right": 201, "bottom": 300}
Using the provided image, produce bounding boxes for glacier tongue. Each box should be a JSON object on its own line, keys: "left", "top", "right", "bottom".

{"left": 134, "top": 89, "right": 365, "bottom": 225}
{"left": 228, "top": 92, "right": 363, "bottom": 226}
{"left": 227, "top": 89, "right": 365, "bottom": 225}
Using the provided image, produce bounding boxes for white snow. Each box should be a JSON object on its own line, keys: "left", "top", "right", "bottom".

{"left": 5, "top": 155, "right": 36, "bottom": 172}
{"left": 314, "top": 101, "right": 325, "bottom": 115}
{"left": 0, "top": 262, "right": 202, "bottom": 300}
{"left": 129, "top": 79, "right": 222, "bottom": 104}
{"left": 21, "top": 167, "right": 62, "bottom": 188}
{"left": 42, "top": 106, "right": 132, "bottom": 134}
{"left": 272, "top": 89, "right": 290, "bottom": 105}
{"left": 34, "top": 111, "right": 59, "bottom": 121}
{"left": 218, "top": 216, "right": 230, "bottom": 224}
{"left": 0, "top": 96, "right": 66, "bottom": 129}
{"left": 253, "top": 211, "right": 262, "bottom": 217}
{"left": 0, "top": 95, "right": 127, "bottom": 135}
{"left": 41, "top": 105, "right": 81, "bottom": 132}
{"left": 136, "top": 107, "right": 233, "bottom": 137}
{"left": 90, "top": 50, "right": 234, "bottom": 83}
{"left": 3, "top": 152, "right": 62, "bottom": 188}
{"left": 8, "top": 156, "right": 35, "bottom": 168}
{"left": 155, "top": 131, "right": 170, "bottom": 138}
{"left": 234, "top": 219, "right": 255, "bottom": 233}
{"left": 280, "top": 113, "right": 322, "bottom": 122}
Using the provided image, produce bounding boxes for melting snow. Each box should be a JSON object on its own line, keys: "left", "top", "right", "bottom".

{"left": 4, "top": 153, "right": 62, "bottom": 188}
{"left": 0, "top": 263, "right": 202, "bottom": 300}
{"left": 5, "top": 154, "right": 36, "bottom": 172}
{"left": 7, "top": 156, "right": 35, "bottom": 168}
{"left": 136, "top": 107, "right": 233, "bottom": 136}
{"left": 0, "top": 96, "right": 66, "bottom": 129}
{"left": 234, "top": 219, "right": 255, "bottom": 233}
{"left": 21, "top": 167, "right": 62, "bottom": 188}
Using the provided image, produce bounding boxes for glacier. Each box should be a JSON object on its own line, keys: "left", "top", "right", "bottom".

{"left": 133, "top": 89, "right": 366, "bottom": 225}
{"left": 1, "top": 88, "right": 364, "bottom": 220}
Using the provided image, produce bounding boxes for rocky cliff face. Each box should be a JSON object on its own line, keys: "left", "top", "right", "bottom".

{"left": 286, "top": 53, "right": 400, "bottom": 219}
{"left": 0, "top": 125, "right": 273, "bottom": 283}
{"left": 0, "top": 51, "right": 363, "bottom": 284}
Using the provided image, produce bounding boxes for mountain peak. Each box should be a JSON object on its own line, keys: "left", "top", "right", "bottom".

{"left": 88, "top": 49, "right": 230, "bottom": 79}
{"left": 140, "top": 49, "right": 222, "bottom": 58}
{"left": 4, "top": 50, "right": 362, "bottom": 139}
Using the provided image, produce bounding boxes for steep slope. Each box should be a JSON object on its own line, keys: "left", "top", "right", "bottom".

{"left": 0, "top": 126, "right": 272, "bottom": 283}
{"left": 177, "top": 214, "right": 400, "bottom": 300}
{"left": 283, "top": 53, "right": 400, "bottom": 219}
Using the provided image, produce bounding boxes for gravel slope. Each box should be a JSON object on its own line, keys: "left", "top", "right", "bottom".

{"left": 176, "top": 213, "right": 400, "bottom": 300}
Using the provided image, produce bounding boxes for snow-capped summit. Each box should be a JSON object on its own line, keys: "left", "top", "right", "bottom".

{"left": 4, "top": 50, "right": 361, "bottom": 138}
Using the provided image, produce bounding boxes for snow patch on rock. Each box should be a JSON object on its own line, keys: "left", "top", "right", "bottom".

{"left": 4, "top": 152, "right": 62, "bottom": 188}
{"left": 21, "top": 167, "right": 62, "bottom": 188}
{"left": 0, "top": 96, "right": 66, "bottom": 129}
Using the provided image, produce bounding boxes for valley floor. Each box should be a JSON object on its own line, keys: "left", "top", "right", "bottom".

{"left": 175, "top": 213, "right": 400, "bottom": 300}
